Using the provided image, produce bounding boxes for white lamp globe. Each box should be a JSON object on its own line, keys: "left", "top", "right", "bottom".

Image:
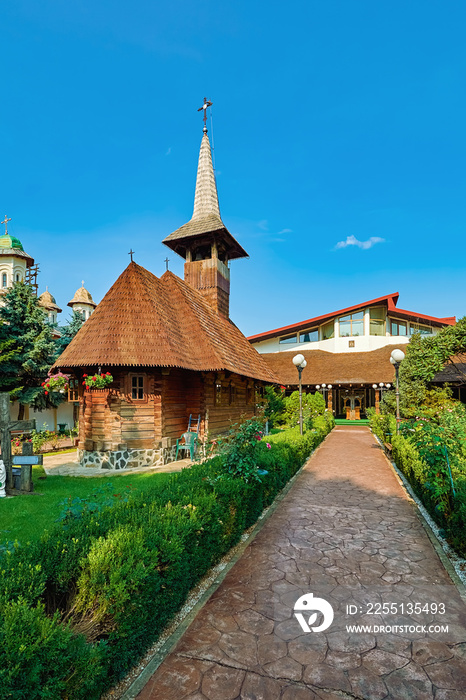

{"left": 391, "top": 349, "right": 405, "bottom": 363}
{"left": 372, "top": 384, "right": 377, "bottom": 389}
{"left": 386, "top": 383, "right": 391, "bottom": 388}
{"left": 328, "top": 384, "right": 332, "bottom": 389}
{"left": 379, "top": 382, "right": 384, "bottom": 387}
{"left": 316, "top": 385, "right": 320, "bottom": 390}
{"left": 301, "top": 359, "right": 307, "bottom": 368}
{"left": 293, "top": 354, "right": 305, "bottom": 367}
{"left": 322, "top": 383, "right": 326, "bottom": 388}
{"left": 390, "top": 357, "right": 396, "bottom": 365}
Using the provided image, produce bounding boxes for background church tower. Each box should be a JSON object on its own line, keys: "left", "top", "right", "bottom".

{"left": 163, "top": 100, "right": 248, "bottom": 318}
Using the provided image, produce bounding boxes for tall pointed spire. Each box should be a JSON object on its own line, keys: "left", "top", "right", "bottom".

{"left": 163, "top": 123, "right": 247, "bottom": 262}
{"left": 192, "top": 132, "right": 221, "bottom": 220}
{"left": 162, "top": 102, "right": 248, "bottom": 318}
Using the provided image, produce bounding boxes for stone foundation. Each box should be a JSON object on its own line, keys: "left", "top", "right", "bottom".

{"left": 78, "top": 447, "right": 164, "bottom": 470}
{"left": 78, "top": 443, "right": 189, "bottom": 470}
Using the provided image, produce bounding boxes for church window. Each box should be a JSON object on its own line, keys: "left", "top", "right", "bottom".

{"left": 279, "top": 334, "right": 297, "bottom": 344}
{"left": 131, "top": 375, "right": 144, "bottom": 400}
{"left": 2, "top": 273, "right": 6, "bottom": 287}
{"left": 300, "top": 329, "right": 318, "bottom": 343}
{"left": 15, "top": 273, "right": 20, "bottom": 282}
{"left": 339, "top": 311, "right": 364, "bottom": 337}
{"left": 390, "top": 319, "right": 407, "bottom": 336}
{"left": 370, "top": 307, "right": 386, "bottom": 336}
{"left": 322, "top": 321, "right": 334, "bottom": 340}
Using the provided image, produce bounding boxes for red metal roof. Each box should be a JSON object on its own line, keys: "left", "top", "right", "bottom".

{"left": 247, "top": 293, "right": 456, "bottom": 343}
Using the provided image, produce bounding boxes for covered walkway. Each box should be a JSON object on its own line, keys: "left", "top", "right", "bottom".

{"left": 135, "top": 426, "right": 466, "bottom": 699}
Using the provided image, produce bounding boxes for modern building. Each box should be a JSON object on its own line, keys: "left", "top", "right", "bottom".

{"left": 249, "top": 293, "right": 456, "bottom": 419}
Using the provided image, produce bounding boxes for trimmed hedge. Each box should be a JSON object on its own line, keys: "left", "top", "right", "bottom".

{"left": 0, "top": 419, "right": 333, "bottom": 699}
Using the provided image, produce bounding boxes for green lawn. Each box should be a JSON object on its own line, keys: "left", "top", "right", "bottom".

{"left": 0, "top": 466, "right": 175, "bottom": 547}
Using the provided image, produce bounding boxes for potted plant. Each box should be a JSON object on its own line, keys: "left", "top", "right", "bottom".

{"left": 42, "top": 372, "right": 70, "bottom": 395}
{"left": 82, "top": 372, "right": 113, "bottom": 389}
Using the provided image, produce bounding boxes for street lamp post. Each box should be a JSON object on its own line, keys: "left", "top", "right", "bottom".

{"left": 390, "top": 349, "right": 405, "bottom": 435}
{"left": 292, "top": 354, "right": 307, "bottom": 436}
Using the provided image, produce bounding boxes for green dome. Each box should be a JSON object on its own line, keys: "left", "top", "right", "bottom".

{"left": 0, "top": 234, "right": 24, "bottom": 251}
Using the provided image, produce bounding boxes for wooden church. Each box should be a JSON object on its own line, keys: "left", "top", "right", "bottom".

{"left": 54, "top": 118, "right": 277, "bottom": 469}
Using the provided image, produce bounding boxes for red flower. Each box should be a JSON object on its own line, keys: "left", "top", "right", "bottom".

{"left": 106, "top": 372, "right": 111, "bottom": 375}
{"left": 41, "top": 382, "right": 45, "bottom": 387}
{"left": 83, "top": 374, "right": 88, "bottom": 378}
{"left": 82, "top": 381, "right": 86, "bottom": 385}
{"left": 101, "top": 374, "right": 105, "bottom": 378}
{"left": 45, "top": 391, "right": 48, "bottom": 395}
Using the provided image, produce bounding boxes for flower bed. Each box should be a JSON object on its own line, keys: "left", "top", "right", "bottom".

{"left": 0, "top": 417, "right": 333, "bottom": 699}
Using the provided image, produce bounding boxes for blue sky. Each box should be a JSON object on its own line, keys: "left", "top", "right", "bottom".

{"left": 2, "top": 0, "right": 465, "bottom": 336}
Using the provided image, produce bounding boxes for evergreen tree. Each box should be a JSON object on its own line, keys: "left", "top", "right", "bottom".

{"left": 0, "top": 282, "right": 59, "bottom": 418}
{"left": 55, "top": 310, "right": 84, "bottom": 353}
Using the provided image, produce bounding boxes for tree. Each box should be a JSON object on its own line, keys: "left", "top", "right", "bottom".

{"left": 0, "top": 282, "right": 59, "bottom": 418}
{"left": 381, "top": 317, "right": 466, "bottom": 417}
{"left": 55, "top": 310, "right": 84, "bottom": 354}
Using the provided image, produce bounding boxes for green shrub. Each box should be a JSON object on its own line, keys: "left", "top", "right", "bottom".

{"left": 0, "top": 420, "right": 333, "bottom": 698}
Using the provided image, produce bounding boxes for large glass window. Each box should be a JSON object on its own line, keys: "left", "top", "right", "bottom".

{"left": 339, "top": 311, "right": 364, "bottom": 337}
{"left": 409, "top": 323, "right": 433, "bottom": 336}
{"left": 300, "top": 329, "right": 318, "bottom": 343}
{"left": 322, "top": 321, "right": 334, "bottom": 340}
{"left": 390, "top": 319, "right": 407, "bottom": 336}
{"left": 279, "top": 334, "right": 297, "bottom": 344}
{"left": 2, "top": 273, "right": 6, "bottom": 287}
{"left": 370, "top": 307, "right": 386, "bottom": 336}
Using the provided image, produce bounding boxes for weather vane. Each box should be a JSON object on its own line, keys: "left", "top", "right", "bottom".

{"left": 1, "top": 215, "right": 11, "bottom": 235}
{"left": 197, "top": 97, "right": 212, "bottom": 131}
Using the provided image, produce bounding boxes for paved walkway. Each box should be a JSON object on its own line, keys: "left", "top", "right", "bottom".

{"left": 135, "top": 426, "right": 466, "bottom": 700}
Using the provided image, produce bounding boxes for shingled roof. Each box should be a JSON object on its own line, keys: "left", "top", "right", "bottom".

{"left": 163, "top": 131, "right": 247, "bottom": 260}
{"left": 260, "top": 346, "right": 401, "bottom": 386}
{"left": 54, "top": 262, "right": 277, "bottom": 383}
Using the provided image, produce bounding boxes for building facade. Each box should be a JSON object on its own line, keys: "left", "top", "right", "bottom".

{"left": 249, "top": 293, "right": 456, "bottom": 419}
{"left": 54, "top": 123, "right": 277, "bottom": 468}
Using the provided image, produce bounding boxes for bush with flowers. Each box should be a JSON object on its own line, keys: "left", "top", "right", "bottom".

{"left": 82, "top": 372, "right": 113, "bottom": 389}
{"left": 42, "top": 372, "right": 70, "bottom": 396}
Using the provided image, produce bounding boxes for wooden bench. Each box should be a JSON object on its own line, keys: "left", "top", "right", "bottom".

{"left": 383, "top": 442, "right": 393, "bottom": 456}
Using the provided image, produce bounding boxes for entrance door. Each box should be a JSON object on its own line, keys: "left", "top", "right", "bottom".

{"left": 344, "top": 394, "right": 363, "bottom": 420}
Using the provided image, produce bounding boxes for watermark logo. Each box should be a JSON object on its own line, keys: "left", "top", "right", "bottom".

{"left": 294, "top": 592, "right": 334, "bottom": 633}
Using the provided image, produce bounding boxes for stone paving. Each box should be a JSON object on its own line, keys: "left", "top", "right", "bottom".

{"left": 135, "top": 426, "right": 466, "bottom": 700}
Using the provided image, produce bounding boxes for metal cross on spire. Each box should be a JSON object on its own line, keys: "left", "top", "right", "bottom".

{"left": 128, "top": 249, "right": 135, "bottom": 262}
{"left": 1, "top": 215, "right": 11, "bottom": 235}
{"left": 164, "top": 257, "right": 169, "bottom": 271}
{"left": 197, "top": 97, "right": 212, "bottom": 130}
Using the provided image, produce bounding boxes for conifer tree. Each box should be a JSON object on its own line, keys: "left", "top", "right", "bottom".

{"left": 0, "top": 282, "right": 58, "bottom": 418}
{"left": 55, "top": 310, "right": 84, "bottom": 353}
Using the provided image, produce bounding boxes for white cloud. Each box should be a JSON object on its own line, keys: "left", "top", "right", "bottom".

{"left": 278, "top": 228, "right": 292, "bottom": 235}
{"left": 257, "top": 219, "right": 269, "bottom": 231}
{"left": 335, "top": 235, "right": 385, "bottom": 250}
{"left": 165, "top": 147, "right": 171, "bottom": 156}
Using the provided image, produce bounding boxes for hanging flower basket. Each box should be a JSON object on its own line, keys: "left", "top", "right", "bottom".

{"left": 83, "top": 372, "right": 113, "bottom": 389}
{"left": 42, "top": 372, "right": 70, "bottom": 396}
